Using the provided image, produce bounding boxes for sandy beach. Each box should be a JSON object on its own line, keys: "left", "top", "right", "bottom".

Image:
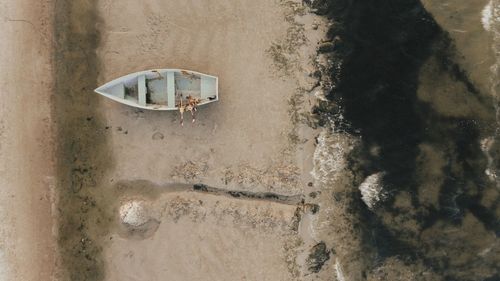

{"left": 0, "top": 0, "right": 57, "bottom": 280}
{"left": 90, "top": 0, "right": 327, "bottom": 279}
{"left": 96, "top": 0, "right": 322, "bottom": 196}
{"left": 1, "top": 0, "right": 332, "bottom": 280}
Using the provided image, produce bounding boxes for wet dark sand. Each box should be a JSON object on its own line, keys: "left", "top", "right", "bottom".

{"left": 53, "top": 1, "right": 114, "bottom": 279}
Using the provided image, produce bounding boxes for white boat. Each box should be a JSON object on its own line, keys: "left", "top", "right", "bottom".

{"left": 95, "top": 69, "right": 218, "bottom": 110}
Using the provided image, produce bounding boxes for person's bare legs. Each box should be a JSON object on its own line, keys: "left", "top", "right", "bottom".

{"left": 179, "top": 106, "right": 185, "bottom": 126}
{"left": 186, "top": 105, "right": 195, "bottom": 123}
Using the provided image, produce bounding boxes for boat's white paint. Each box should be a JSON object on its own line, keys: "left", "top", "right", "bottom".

{"left": 95, "top": 69, "right": 219, "bottom": 111}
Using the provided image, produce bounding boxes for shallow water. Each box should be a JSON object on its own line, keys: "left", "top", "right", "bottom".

{"left": 312, "top": 0, "right": 500, "bottom": 279}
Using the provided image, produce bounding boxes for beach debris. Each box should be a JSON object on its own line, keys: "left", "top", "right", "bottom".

{"left": 307, "top": 242, "right": 331, "bottom": 273}
{"left": 318, "top": 41, "right": 335, "bottom": 53}
{"left": 172, "top": 160, "right": 209, "bottom": 182}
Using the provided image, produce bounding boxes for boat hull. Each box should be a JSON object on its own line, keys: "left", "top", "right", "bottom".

{"left": 95, "top": 69, "right": 218, "bottom": 111}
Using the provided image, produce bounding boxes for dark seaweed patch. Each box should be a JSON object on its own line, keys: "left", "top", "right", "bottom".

{"left": 307, "top": 242, "right": 331, "bottom": 273}
{"left": 192, "top": 184, "right": 303, "bottom": 204}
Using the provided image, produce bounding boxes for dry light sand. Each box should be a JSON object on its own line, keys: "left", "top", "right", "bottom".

{"left": 0, "top": 0, "right": 57, "bottom": 280}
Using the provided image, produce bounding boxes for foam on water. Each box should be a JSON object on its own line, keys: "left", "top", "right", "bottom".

{"left": 310, "top": 130, "right": 354, "bottom": 186}
{"left": 483, "top": 0, "right": 500, "bottom": 188}
{"left": 334, "top": 259, "right": 345, "bottom": 281}
{"left": 480, "top": 137, "right": 498, "bottom": 182}
{"left": 482, "top": 1, "right": 493, "bottom": 31}
{"left": 358, "top": 172, "right": 385, "bottom": 210}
